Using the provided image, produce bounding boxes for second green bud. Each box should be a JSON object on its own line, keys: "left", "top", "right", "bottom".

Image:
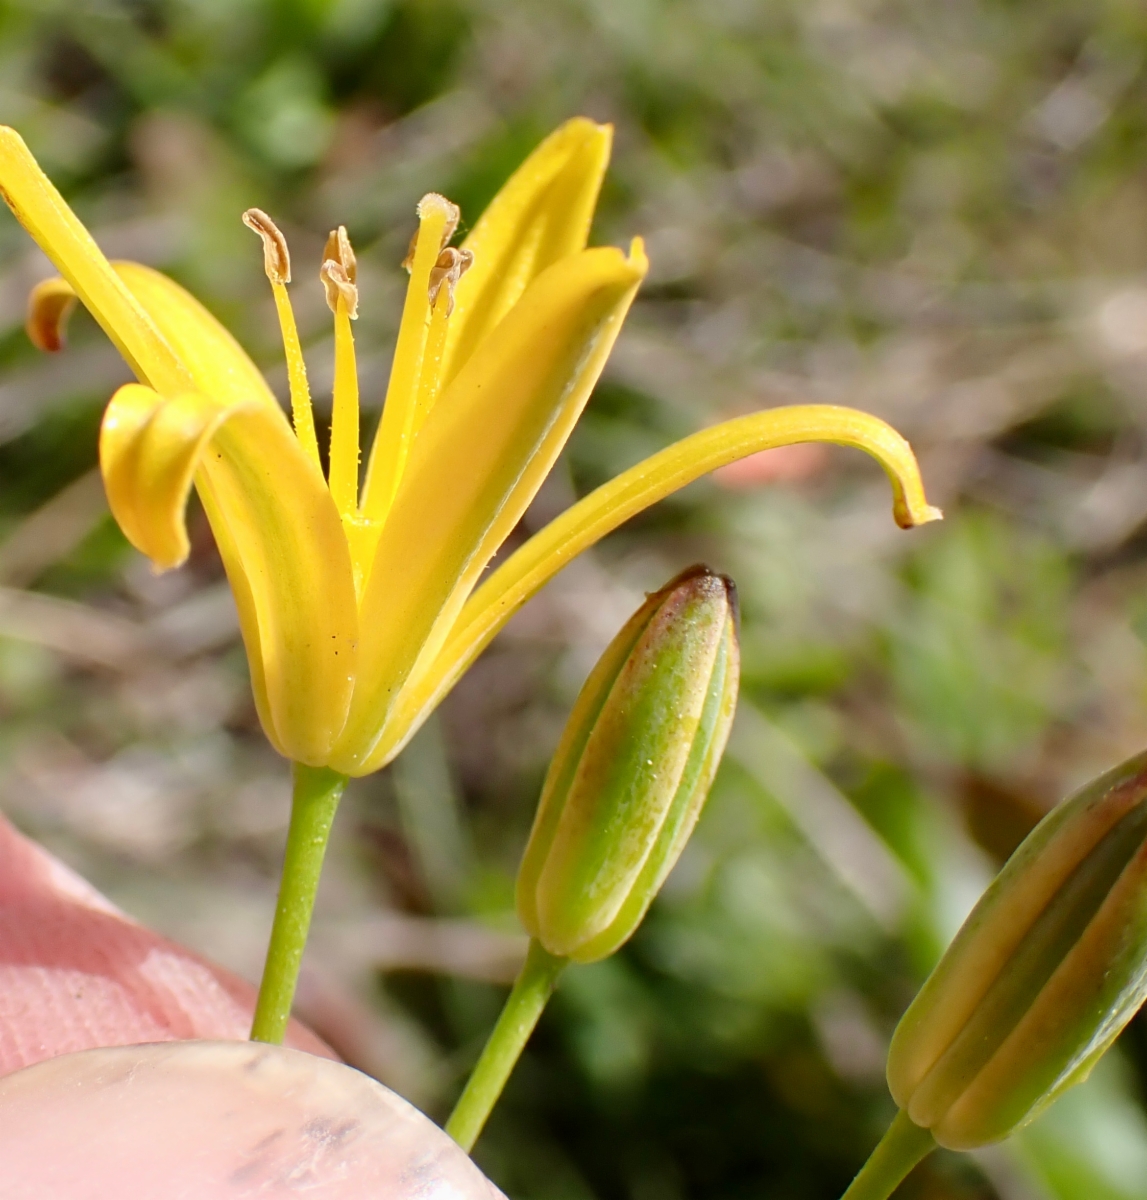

{"left": 888, "top": 749, "right": 1147, "bottom": 1150}
{"left": 517, "top": 565, "right": 740, "bottom": 963}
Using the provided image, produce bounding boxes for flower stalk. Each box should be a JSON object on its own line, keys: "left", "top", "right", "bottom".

{"left": 250, "top": 764, "right": 347, "bottom": 1044}
{"left": 840, "top": 1111, "right": 935, "bottom": 1200}
{"left": 444, "top": 939, "right": 567, "bottom": 1152}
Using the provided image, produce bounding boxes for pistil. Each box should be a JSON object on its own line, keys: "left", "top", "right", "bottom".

{"left": 242, "top": 209, "right": 321, "bottom": 472}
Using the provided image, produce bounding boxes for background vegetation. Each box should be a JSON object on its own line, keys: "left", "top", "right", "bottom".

{"left": 3, "top": 0, "right": 1147, "bottom": 1196}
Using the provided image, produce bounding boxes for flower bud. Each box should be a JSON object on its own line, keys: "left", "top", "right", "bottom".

{"left": 887, "top": 749, "right": 1147, "bottom": 1150}
{"left": 516, "top": 565, "right": 740, "bottom": 963}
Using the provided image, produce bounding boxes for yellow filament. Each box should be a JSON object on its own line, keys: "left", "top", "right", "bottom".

{"left": 412, "top": 288, "right": 451, "bottom": 436}
{"left": 361, "top": 199, "right": 452, "bottom": 524}
{"left": 328, "top": 298, "right": 360, "bottom": 518}
{"left": 270, "top": 281, "right": 321, "bottom": 472}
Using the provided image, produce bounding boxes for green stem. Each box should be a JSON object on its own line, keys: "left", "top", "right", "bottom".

{"left": 840, "top": 1110, "right": 935, "bottom": 1200}
{"left": 250, "top": 763, "right": 347, "bottom": 1044}
{"left": 445, "top": 938, "right": 567, "bottom": 1152}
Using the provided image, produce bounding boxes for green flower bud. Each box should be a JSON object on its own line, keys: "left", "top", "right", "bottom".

{"left": 887, "top": 749, "right": 1147, "bottom": 1150}
{"left": 516, "top": 565, "right": 740, "bottom": 963}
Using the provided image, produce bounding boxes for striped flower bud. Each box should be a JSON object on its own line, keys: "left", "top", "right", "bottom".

{"left": 887, "top": 749, "right": 1147, "bottom": 1150}
{"left": 516, "top": 565, "right": 740, "bottom": 963}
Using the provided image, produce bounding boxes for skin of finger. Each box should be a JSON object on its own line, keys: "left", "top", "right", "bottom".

{"left": 0, "top": 813, "right": 331, "bottom": 1071}
{"left": 0, "top": 1040, "right": 505, "bottom": 1199}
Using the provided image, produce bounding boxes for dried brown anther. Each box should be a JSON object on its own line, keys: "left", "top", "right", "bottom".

{"left": 323, "top": 226, "right": 356, "bottom": 282}
{"left": 321, "top": 261, "right": 359, "bottom": 319}
{"left": 321, "top": 225, "right": 359, "bottom": 318}
{"left": 427, "top": 247, "right": 474, "bottom": 316}
{"left": 242, "top": 208, "right": 291, "bottom": 285}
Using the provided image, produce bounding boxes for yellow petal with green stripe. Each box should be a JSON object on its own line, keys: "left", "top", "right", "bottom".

{"left": 0, "top": 126, "right": 191, "bottom": 397}
{"left": 438, "top": 117, "right": 612, "bottom": 387}
{"left": 100, "top": 383, "right": 357, "bottom": 765}
{"left": 331, "top": 241, "right": 647, "bottom": 775}
{"left": 370, "top": 406, "right": 941, "bottom": 770}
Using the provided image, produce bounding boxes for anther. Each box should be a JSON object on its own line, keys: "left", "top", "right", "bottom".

{"left": 323, "top": 225, "right": 356, "bottom": 281}
{"left": 242, "top": 208, "right": 291, "bottom": 285}
{"left": 321, "top": 261, "right": 359, "bottom": 319}
{"left": 321, "top": 225, "right": 359, "bottom": 319}
{"left": 427, "top": 247, "right": 474, "bottom": 316}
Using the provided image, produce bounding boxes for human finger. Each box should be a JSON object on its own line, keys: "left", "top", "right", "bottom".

{"left": 0, "top": 812, "right": 330, "bottom": 1074}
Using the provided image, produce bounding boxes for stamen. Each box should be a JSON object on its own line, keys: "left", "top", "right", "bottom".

{"left": 414, "top": 248, "right": 474, "bottom": 434}
{"left": 322, "top": 228, "right": 361, "bottom": 520}
{"left": 361, "top": 193, "right": 461, "bottom": 525}
{"left": 242, "top": 208, "right": 321, "bottom": 472}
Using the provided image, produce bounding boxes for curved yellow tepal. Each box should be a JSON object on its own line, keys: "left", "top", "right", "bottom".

{"left": 100, "top": 384, "right": 247, "bottom": 569}
{"left": 440, "top": 118, "right": 613, "bottom": 386}
{"left": 26, "top": 262, "right": 281, "bottom": 415}
{"left": 25, "top": 276, "right": 78, "bottom": 352}
{"left": 372, "top": 405, "right": 940, "bottom": 768}
{"left": 457, "top": 404, "right": 941, "bottom": 649}
{"left": 201, "top": 408, "right": 359, "bottom": 765}
{"left": 100, "top": 380, "right": 358, "bottom": 764}
{"left": 0, "top": 127, "right": 190, "bottom": 397}
{"left": 110, "top": 263, "right": 280, "bottom": 412}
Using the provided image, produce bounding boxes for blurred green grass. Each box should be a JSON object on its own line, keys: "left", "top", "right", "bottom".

{"left": 5, "top": 0, "right": 1147, "bottom": 1196}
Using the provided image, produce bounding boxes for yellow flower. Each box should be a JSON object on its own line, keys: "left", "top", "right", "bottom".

{"left": 0, "top": 119, "right": 941, "bottom": 777}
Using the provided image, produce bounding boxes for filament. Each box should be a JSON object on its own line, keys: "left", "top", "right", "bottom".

{"left": 320, "top": 231, "right": 361, "bottom": 520}
{"left": 242, "top": 209, "right": 321, "bottom": 472}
